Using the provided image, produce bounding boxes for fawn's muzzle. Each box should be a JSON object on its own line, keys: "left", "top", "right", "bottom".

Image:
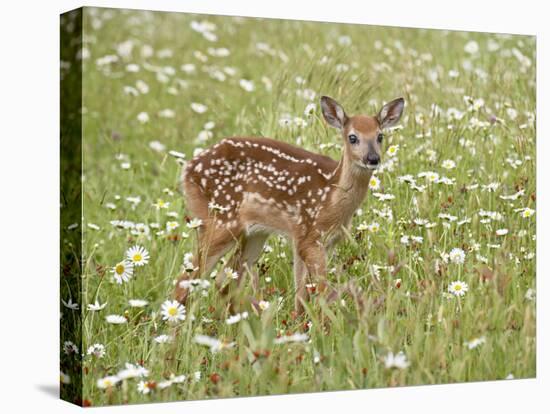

{"left": 363, "top": 153, "right": 380, "bottom": 166}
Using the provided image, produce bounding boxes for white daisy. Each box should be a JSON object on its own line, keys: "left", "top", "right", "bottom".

{"left": 87, "top": 300, "right": 107, "bottom": 311}
{"left": 153, "top": 198, "right": 170, "bottom": 209}
{"left": 160, "top": 300, "right": 186, "bottom": 323}
{"left": 105, "top": 314, "right": 127, "bottom": 324}
{"left": 126, "top": 245, "right": 150, "bottom": 267}
{"left": 60, "top": 371, "right": 71, "bottom": 384}
{"left": 258, "top": 300, "right": 270, "bottom": 311}
{"left": 191, "top": 102, "right": 208, "bottom": 114}
{"left": 87, "top": 343, "right": 106, "bottom": 358}
{"left": 154, "top": 334, "right": 173, "bottom": 344}
{"left": 496, "top": 228, "right": 509, "bottom": 236}
{"left": 117, "top": 362, "right": 149, "bottom": 379}
{"left": 63, "top": 341, "right": 79, "bottom": 355}
{"left": 274, "top": 333, "right": 309, "bottom": 344}
{"left": 62, "top": 298, "right": 79, "bottom": 310}
{"left": 137, "top": 380, "right": 155, "bottom": 395}
{"left": 465, "top": 336, "right": 486, "bottom": 350}
{"left": 186, "top": 218, "right": 203, "bottom": 229}
{"left": 225, "top": 311, "right": 249, "bottom": 325}
{"left": 239, "top": 79, "right": 255, "bottom": 92}
{"left": 166, "top": 221, "right": 180, "bottom": 232}
{"left": 111, "top": 260, "right": 134, "bottom": 284}
{"left": 521, "top": 208, "right": 535, "bottom": 218}
{"left": 137, "top": 112, "right": 149, "bottom": 123}
{"left": 449, "top": 248, "right": 466, "bottom": 264}
{"left": 441, "top": 159, "right": 456, "bottom": 169}
{"left": 128, "top": 299, "right": 149, "bottom": 308}
{"left": 369, "top": 176, "right": 381, "bottom": 190}
{"left": 193, "top": 334, "right": 235, "bottom": 353}
{"left": 387, "top": 145, "right": 399, "bottom": 157}
{"left": 448, "top": 280, "right": 469, "bottom": 297}
{"left": 383, "top": 351, "right": 410, "bottom": 369}
{"left": 97, "top": 375, "right": 121, "bottom": 389}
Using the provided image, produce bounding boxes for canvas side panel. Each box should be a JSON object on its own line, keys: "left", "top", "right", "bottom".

{"left": 60, "top": 7, "right": 83, "bottom": 407}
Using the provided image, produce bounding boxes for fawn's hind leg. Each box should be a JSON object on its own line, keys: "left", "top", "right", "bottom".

{"left": 218, "top": 232, "right": 268, "bottom": 292}
{"left": 174, "top": 224, "right": 238, "bottom": 304}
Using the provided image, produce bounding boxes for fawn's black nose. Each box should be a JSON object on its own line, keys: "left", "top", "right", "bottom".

{"left": 364, "top": 153, "right": 380, "bottom": 165}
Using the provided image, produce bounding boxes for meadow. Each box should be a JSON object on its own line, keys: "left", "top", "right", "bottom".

{"left": 60, "top": 7, "right": 536, "bottom": 406}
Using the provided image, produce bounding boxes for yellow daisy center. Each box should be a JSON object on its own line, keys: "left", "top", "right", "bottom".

{"left": 370, "top": 179, "right": 377, "bottom": 187}
{"left": 168, "top": 307, "right": 177, "bottom": 316}
{"left": 133, "top": 253, "right": 142, "bottom": 262}
{"left": 115, "top": 264, "right": 125, "bottom": 275}
{"left": 104, "top": 379, "right": 112, "bottom": 387}
{"left": 454, "top": 285, "right": 462, "bottom": 291}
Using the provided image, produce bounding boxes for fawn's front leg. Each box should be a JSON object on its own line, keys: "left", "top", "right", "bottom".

{"left": 294, "top": 238, "right": 328, "bottom": 314}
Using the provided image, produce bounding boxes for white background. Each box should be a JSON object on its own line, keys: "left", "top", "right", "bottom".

{"left": 0, "top": 0, "right": 546, "bottom": 412}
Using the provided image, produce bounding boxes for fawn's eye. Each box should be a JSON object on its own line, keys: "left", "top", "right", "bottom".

{"left": 348, "top": 134, "right": 358, "bottom": 144}
{"left": 377, "top": 133, "right": 384, "bottom": 143}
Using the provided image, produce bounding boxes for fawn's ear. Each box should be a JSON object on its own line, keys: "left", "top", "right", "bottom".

{"left": 321, "top": 96, "right": 348, "bottom": 129}
{"left": 377, "top": 97, "right": 405, "bottom": 129}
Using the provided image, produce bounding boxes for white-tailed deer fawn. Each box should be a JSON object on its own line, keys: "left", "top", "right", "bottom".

{"left": 175, "top": 96, "right": 404, "bottom": 313}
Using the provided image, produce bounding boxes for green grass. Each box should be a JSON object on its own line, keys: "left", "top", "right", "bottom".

{"left": 61, "top": 7, "right": 535, "bottom": 406}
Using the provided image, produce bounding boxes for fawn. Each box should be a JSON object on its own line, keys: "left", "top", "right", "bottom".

{"left": 175, "top": 96, "right": 405, "bottom": 313}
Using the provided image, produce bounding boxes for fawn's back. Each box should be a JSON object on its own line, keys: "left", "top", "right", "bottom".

{"left": 183, "top": 137, "right": 339, "bottom": 238}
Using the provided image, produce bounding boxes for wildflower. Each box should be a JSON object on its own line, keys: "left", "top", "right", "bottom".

{"left": 106, "top": 314, "right": 127, "bottom": 324}
{"left": 368, "top": 222, "right": 380, "bottom": 233}
{"left": 128, "top": 299, "right": 149, "bottom": 308}
{"left": 136, "top": 80, "right": 149, "bottom": 94}
{"left": 448, "top": 280, "right": 469, "bottom": 297}
{"left": 239, "top": 79, "right": 255, "bottom": 92}
{"left": 419, "top": 171, "right": 439, "bottom": 183}
{"left": 191, "top": 103, "right": 208, "bottom": 114}
{"left": 111, "top": 260, "right": 134, "bottom": 284}
{"left": 225, "top": 311, "right": 249, "bottom": 325}
{"left": 258, "top": 300, "right": 270, "bottom": 311}
{"left": 274, "top": 333, "right": 309, "bottom": 344}
{"left": 87, "top": 300, "right": 107, "bottom": 311}
{"left": 465, "top": 336, "right": 486, "bottom": 350}
{"left": 60, "top": 371, "right": 71, "bottom": 384}
{"left": 158, "top": 374, "right": 186, "bottom": 389}
{"left": 464, "top": 40, "right": 479, "bottom": 54}
{"left": 137, "top": 112, "right": 149, "bottom": 123}
{"left": 126, "top": 245, "right": 150, "bottom": 267}
{"left": 97, "top": 375, "right": 121, "bottom": 389}
{"left": 137, "top": 380, "right": 155, "bottom": 395}
{"left": 160, "top": 300, "right": 186, "bottom": 323}
{"left": 304, "top": 103, "right": 316, "bottom": 117}
{"left": 158, "top": 109, "right": 175, "bottom": 118}
{"left": 118, "top": 362, "right": 149, "bottom": 379}
{"left": 449, "top": 248, "right": 466, "bottom": 264}
{"left": 521, "top": 208, "right": 535, "bottom": 218}
{"left": 383, "top": 351, "right": 410, "bottom": 369}
{"left": 62, "top": 298, "right": 79, "bottom": 310}
{"left": 525, "top": 288, "right": 535, "bottom": 301}
{"left": 194, "top": 334, "right": 235, "bottom": 352}
{"left": 87, "top": 343, "right": 106, "bottom": 358}
{"left": 387, "top": 144, "right": 399, "bottom": 157}
{"left": 369, "top": 176, "right": 381, "bottom": 190}
{"left": 153, "top": 199, "right": 170, "bottom": 209}
{"left": 496, "top": 228, "right": 509, "bottom": 236}
{"left": 154, "top": 334, "right": 173, "bottom": 344}
{"left": 63, "top": 341, "right": 79, "bottom": 355}
{"left": 223, "top": 268, "right": 239, "bottom": 280}
{"left": 187, "top": 218, "right": 203, "bottom": 229}
{"left": 441, "top": 159, "right": 456, "bottom": 169}
{"left": 166, "top": 221, "right": 179, "bottom": 232}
